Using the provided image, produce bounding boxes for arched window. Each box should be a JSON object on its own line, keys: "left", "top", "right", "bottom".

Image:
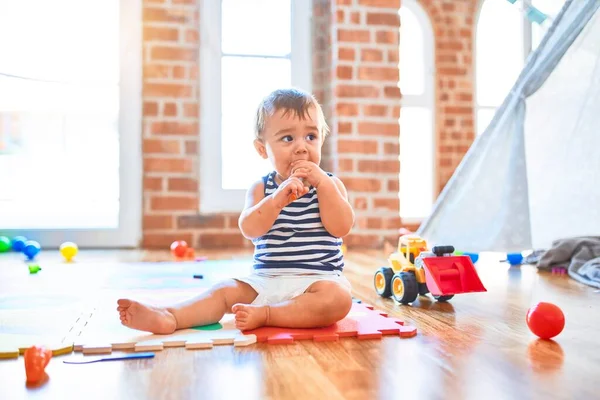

{"left": 475, "top": 0, "right": 566, "bottom": 135}
{"left": 398, "top": 0, "right": 435, "bottom": 221}
{"left": 200, "top": 0, "right": 311, "bottom": 213}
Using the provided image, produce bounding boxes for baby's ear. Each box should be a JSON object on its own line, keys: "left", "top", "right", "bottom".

{"left": 254, "top": 139, "right": 268, "bottom": 159}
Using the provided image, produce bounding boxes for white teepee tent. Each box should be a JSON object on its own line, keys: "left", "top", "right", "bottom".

{"left": 417, "top": 0, "right": 600, "bottom": 253}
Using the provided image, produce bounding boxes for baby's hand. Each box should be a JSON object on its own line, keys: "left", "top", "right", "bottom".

{"left": 290, "top": 160, "right": 329, "bottom": 189}
{"left": 272, "top": 172, "right": 310, "bottom": 209}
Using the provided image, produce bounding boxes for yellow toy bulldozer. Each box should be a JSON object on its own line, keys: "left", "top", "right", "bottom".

{"left": 374, "top": 234, "right": 487, "bottom": 304}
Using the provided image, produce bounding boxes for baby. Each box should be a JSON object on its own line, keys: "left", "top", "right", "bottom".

{"left": 117, "top": 88, "right": 355, "bottom": 333}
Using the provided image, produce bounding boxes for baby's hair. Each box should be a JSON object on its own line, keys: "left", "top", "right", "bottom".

{"left": 254, "top": 88, "right": 330, "bottom": 139}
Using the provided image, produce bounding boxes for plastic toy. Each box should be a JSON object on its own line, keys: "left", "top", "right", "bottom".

{"left": 506, "top": 252, "right": 524, "bottom": 265}
{"left": 23, "top": 240, "right": 41, "bottom": 260}
{"left": 11, "top": 236, "right": 27, "bottom": 252}
{"left": 374, "top": 234, "right": 487, "bottom": 304}
{"left": 526, "top": 302, "right": 565, "bottom": 339}
{"left": 60, "top": 242, "right": 79, "bottom": 262}
{"left": 28, "top": 264, "right": 41, "bottom": 274}
{"left": 0, "top": 236, "right": 11, "bottom": 252}
{"left": 170, "top": 240, "right": 189, "bottom": 258}
{"left": 24, "top": 345, "right": 52, "bottom": 384}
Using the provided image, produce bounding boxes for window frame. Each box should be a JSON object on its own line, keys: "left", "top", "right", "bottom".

{"left": 398, "top": 0, "right": 436, "bottom": 223}
{"left": 199, "top": 0, "right": 312, "bottom": 214}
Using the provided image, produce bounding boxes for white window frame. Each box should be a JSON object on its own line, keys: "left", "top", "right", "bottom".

{"left": 398, "top": 0, "right": 436, "bottom": 223}
{"left": 0, "top": 0, "right": 142, "bottom": 248}
{"left": 199, "top": 0, "right": 312, "bottom": 214}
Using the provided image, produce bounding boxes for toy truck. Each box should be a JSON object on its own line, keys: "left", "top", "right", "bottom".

{"left": 374, "top": 234, "right": 487, "bottom": 304}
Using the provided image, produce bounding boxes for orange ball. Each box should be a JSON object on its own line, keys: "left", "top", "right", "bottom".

{"left": 526, "top": 302, "right": 565, "bottom": 339}
{"left": 170, "top": 240, "right": 188, "bottom": 258}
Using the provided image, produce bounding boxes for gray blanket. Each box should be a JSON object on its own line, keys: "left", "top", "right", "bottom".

{"left": 537, "top": 236, "right": 600, "bottom": 289}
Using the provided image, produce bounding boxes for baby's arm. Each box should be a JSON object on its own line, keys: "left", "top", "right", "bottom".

{"left": 238, "top": 179, "right": 278, "bottom": 240}
{"left": 317, "top": 176, "right": 355, "bottom": 238}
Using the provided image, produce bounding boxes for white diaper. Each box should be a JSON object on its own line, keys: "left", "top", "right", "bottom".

{"left": 235, "top": 272, "right": 352, "bottom": 306}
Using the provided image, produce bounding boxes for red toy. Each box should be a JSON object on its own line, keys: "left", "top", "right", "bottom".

{"left": 526, "top": 302, "right": 565, "bottom": 339}
{"left": 24, "top": 345, "right": 52, "bottom": 384}
{"left": 170, "top": 240, "right": 189, "bottom": 258}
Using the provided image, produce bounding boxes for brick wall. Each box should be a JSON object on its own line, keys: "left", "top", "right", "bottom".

{"left": 140, "top": 0, "right": 477, "bottom": 250}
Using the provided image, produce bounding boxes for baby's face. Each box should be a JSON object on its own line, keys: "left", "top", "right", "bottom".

{"left": 255, "top": 106, "right": 323, "bottom": 180}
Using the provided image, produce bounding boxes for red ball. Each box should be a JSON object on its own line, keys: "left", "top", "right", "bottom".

{"left": 526, "top": 302, "right": 565, "bottom": 339}
{"left": 170, "top": 240, "right": 188, "bottom": 258}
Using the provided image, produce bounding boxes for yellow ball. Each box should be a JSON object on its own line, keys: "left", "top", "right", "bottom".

{"left": 60, "top": 242, "right": 78, "bottom": 261}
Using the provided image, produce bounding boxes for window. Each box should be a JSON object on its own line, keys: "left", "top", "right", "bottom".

{"left": 475, "top": 0, "right": 566, "bottom": 135}
{"left": 0, "top": 0, "right": 142, "bottom": 247}
{"left": 200, "top": 0, "right": 312, "bottom": 213}
{"left": 398, "top": 0, "right": 435, "bottom": 221}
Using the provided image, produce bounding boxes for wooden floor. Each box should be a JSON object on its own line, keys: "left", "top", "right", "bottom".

{"left": 0, "top": 249, "right": 598, "bottom": 400}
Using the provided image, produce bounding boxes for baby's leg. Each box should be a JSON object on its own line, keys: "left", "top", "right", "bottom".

{"left": 117, "top": 279, "right": 257, "bottom": 334}
{"left": 232, "top": 281, "right": 352, "bottom": 331}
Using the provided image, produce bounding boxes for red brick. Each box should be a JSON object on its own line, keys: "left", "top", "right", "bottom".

{"left": 144, "top": 215, "right": 174, "bottom": 230}
{"left": 143, "top": 8, "right": 190, "bottom": 23}
{"left": 336, "top": 85, "right": 379, "bottom": 98}
{"left": 387, "top": 179, "right": 399, "bottom": 191}
{"left": 173, "top": 66, "right": 186, "bottom": 79}
{"left": 144, "top": 27, "right": 179, "bottom": 41}
{"left": 163, "top": 102, "right": 178, "bottom": 116}
{"left": 144, "top": 64, "right": 170, "bottom": 79}
{"left": 338, "top": 29, "right": 370, "bottom": 43}
{"left": 168, "top": 177, "right": 198, "bottom": 192}
{"left": 185, "top": 28, "right": 199, "bottom": 44}
{"left": 338, "top": 158, "right": 354, "bottom": 172}
{"left": 150, "top": 121, "right": 198, "bottom": 135}
{"left": 357, "top": 217, "right": 383, "bottom": 230}
{"left": 145, "top": 158, "right": 193, "bottom": 173}
{"left": 336, "top": 103, "right": 359, "bottom": 116}
{"left": 361, "top": 49, "right": 383, "bottom": 62}
{"left": 343, "top": 234, "right": 382, "bottom": 248}
{"left": 363, "top": 104, "right": 388, "bottom": 117}
{"left": 444, "top": 106, "right": 471, "bottom": 114}
{"left": 185, "top": 140, "right": 198, "bottom": 154}
{"left": 336, "top": 65, "right": 353, "bottom": 80}
{"left": 143, "top": 139, "right": 181, "bottom": 154}
{"left": 341, "top": 177, "right": 381, "bottom": 192}
{"left": 457, "top": 93, "right": 472, "bottom": 102}
{"left": 350, "top": 12, "right": 361, "bottom": 24}
{"left": 382, "top": 216, "right": 401, "bottom": 230}
{"left": 338, "top": 122, "right": 353, "bottom": 134}
{"left": 338, "top": 48, "right": 355, "bottom": 61}
{"left": 338, "top": 139, "right": 378, "bottom": 154}
{"left": 354, "top": 197, "right": 368, "bottom": 210}
{"left": 358, "top": 0, "right": 400, "bottom": 7}
{"left": 174, "top": 0, "right": 197, "bottom": 4}
{"left": 366, "top": 12, "right": 400, "bottom": 26}
{"left": 388, "top": 49, "right": 399, "bottom": 63}
{"left": 151, "top": 46, "right": 197, "bottom": 62}
{"left": 358, "top": 122, "right": 399, "bottom": 136}
{"left": 439, "top": 67, "right": 467, "bottom": 76}
{"left": 183, "top": 103, "right": 199, "bottom": 117}
{"left": 144, "top": 177, "right": 163, "bottom": 191}
{"left": 143, "top": 102, "right": 159, "bottom": 116}
{"left": 384, "top": 86, "right": 401, "bottom": 98}
{"left": 150, "top": 195, "right": 198, "bottom": 211}
{"left": 374, "top": 197, "right": 400, "bottom": 210}
{"left": 145, "top": 83, "right": 193, "bottom": 98}
{"left": 336, "top": 9, "right": 345, "bottom": 23}
{"left": 357, "top": 159, "right": 399, "bottom": 173}
{"left": 376, "top": 31, "right": 398, "bottom": 44}
{"left": 383, "top": 142, "right": 399, "bottom": 155}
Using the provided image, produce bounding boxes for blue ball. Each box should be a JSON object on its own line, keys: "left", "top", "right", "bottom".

{"left": 23, "top": 240, "right": 41, "bottom": 260}
{"left": 507, "top": 253, "right": 523, "bottom": 265}
{"left": 11, "top": 236, "right": 27, "bottom": 252}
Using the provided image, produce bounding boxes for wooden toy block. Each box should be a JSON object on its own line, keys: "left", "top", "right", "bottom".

{"left": 243, "top": 303, "right": 417, "bottom": 344}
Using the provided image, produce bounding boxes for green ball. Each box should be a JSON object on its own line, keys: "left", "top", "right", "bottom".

{"left": 0, "top": 236, "right": 11, "bottom": 252}
{"left": 454, "top": 250, "right": 463, "bottom": 255}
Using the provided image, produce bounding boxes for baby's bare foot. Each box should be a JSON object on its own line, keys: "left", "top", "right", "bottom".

{"left": 232, "top": 303, "right": 269, "bottom": 331}
{"left": 116, "top": 299, "right": 177, "bottom": 334}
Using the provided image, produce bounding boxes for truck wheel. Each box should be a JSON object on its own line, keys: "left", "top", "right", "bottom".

{"left": 374, "top": 267, "right": 394, "bottom": 297}
{"left": 434, "top": 295, "right": 454, "bottom": 302}
{"left": 418, "top": 283, "right": 429, "bottom": 296}
{"left": 391, "top": 272, "right": 419, "bottom": 304}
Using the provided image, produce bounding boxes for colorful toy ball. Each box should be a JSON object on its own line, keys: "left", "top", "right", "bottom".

{"left": 23, "top": 240, "right": 41, "bottom": 261}
{"left": 59, "top": 242, "right": 79, "bottom": 262}
{"left": 170, "top": 240, "right": 188, "bottom": 258}
{"left": 12, "top": 236, "right": 27, "bottom": 252}
{"left": 526, "top": 302, "right": 565, "bottom": 339}
{"left": 0, "top": 236, "right": 11, "bottom": 253}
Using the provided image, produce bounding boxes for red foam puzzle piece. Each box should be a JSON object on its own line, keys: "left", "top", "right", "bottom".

{"left": 243, "top": 303, "right": 417, "bottom": 344}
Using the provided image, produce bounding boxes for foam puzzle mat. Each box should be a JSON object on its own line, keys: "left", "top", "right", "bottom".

{"left": 0, "top": 259, "right": 417, "bottom": 358}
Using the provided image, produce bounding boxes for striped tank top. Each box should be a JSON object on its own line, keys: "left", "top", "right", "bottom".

{"left": 252, "top": 170, "right": 345, "bottom": 275}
